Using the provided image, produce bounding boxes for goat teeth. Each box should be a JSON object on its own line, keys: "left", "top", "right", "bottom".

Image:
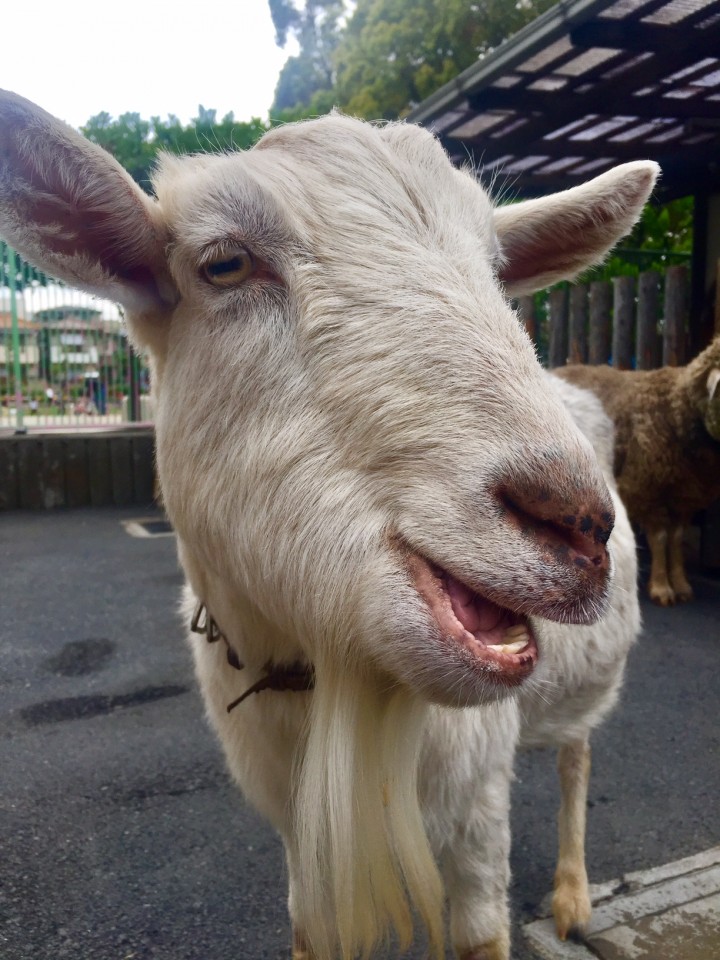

{"left": 487, "top": 639, "right": 530, "bottom": 655}
{"left": 503, "top": 624, "right": 529, "bottom": 639}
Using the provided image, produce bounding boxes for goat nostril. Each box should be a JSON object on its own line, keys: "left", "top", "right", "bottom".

{"left": 499, "top": 488, "right": 614, "bottom": 567}
{"left": 560, "top": 511, "right": 615, "bottom": 549}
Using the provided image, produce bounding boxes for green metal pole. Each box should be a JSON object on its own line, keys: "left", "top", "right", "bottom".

{"left": 7, "top": 245, "right": 25, "bottom": 434}
{"left": 129, "top": 344, "right": 140, "bottom": 421}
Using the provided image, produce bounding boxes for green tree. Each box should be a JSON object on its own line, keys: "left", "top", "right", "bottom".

{"left": 82, "top": 112, "right": 157, "bottom": 186}
{"left": 269, "top": 0, "right": 347, "bottom": 113}
{"left": 151, "top": 107, "right": 267, "bottom": 156}
{"left": 334, "top": 0, "right": 557, "bottom": 120}
{"left": 82, "top": 109, "right": 268, "bottom": 192}
{"left": 590, "top": 196, "right": 693, "bottom": 281}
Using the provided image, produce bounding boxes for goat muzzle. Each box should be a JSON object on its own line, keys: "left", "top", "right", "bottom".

{"left": 496, "top": 476, "right": 614, "bottom": 618}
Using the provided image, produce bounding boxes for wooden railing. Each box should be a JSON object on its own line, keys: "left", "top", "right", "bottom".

{"left": 516, "top": 265, "right": 690, "bottom": 370}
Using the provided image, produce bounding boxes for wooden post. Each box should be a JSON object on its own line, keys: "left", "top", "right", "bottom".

{"left": 0, "top": 439, "right": 19, "bottom": 509}
{"left": 612, "top": 275, "right": 635, "bottom": 369}
{"left": 636, "top": 271, "right": 661, "bottom": 370}
{"left": 516, "top": 295, "right": 537, "bottom": 343}
{"left": 548, "top": 286, "right": 569, "bottom": 368}
{"left": 589, "top": 281, "right": 612, "bottom": 365}
{"left": 663, "top": 265, "right": 689, "bottom": 366}
{"left": 568, "top": 285, "right": 588, "bottom": 364}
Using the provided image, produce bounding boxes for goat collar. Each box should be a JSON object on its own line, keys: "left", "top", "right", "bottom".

{"left": 190, "top": 602, "right": 315, "bottom": 714}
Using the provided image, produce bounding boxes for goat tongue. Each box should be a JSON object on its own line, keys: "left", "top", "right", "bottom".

{"left": 405, "top": 549, "right": 538, "bottom": 683}
{"left": 445, "top": 575, "right": 504, "bottom": 635}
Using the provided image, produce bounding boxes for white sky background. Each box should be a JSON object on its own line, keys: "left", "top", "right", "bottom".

{"left": 1, "top": 0, "right": 295, "bottom": 320}
{"left": 2, "top": 0, "right": 294, "bottom": 129}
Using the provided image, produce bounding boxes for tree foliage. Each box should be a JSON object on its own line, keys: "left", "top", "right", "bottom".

{"left": 270, "top": 0, "right": 347, "bottom": 113}
{"left": 334, "top": 0, "right": 556, "bottom": 120}
{"left": 269, "top": 0, "right": 554, "bottom": 122}
{"left": 268, "top": 0, "right": 555, "bottom": 121}
{"left": 266, "top": 0, "right": 692, "bottom": 259}
{"left": 73, "top": 3, "right": 692, "bottom": 268}
{"left": 82, "top": 109, "right": 267, "bottom": 193}
{"left": 590, "top": 196, "right": 693, "bottom": 281}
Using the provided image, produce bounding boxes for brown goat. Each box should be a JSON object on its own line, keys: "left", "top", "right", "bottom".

{"left": 556, "top": 336, "right": 720, "bottom": 605}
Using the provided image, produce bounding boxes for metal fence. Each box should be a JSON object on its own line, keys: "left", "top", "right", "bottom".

{"left": 1, "top": 242, "right": 152, "bottom": 433}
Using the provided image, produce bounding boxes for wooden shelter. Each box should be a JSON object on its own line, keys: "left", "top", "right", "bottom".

{"left": 408, "top": 0, "right": 720, "bottom": 349}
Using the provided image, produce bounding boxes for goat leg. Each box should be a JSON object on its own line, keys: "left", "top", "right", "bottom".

{"left": 668, "top": 524, "right": 693, "bottom": 603}
{"left": 646, "top": 527, "right": 676, "bottom": 606}
{"left": 443, "top": 767, "right": 512, "bottom": 960}
{"left": 457, "top": 933, "right": 510, "bottom": 960}
{"left": 552, "top": 739, "right": 592, "bottom": 940}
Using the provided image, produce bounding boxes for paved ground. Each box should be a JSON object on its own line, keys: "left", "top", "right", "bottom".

{"left": 1, "top": 508, "right": 719, "bottom": 960}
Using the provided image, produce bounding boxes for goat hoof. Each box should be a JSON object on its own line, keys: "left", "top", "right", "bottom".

{"left": 552, "top": 881, "right": 592, "bottom": 941}
{"left": 672, "top": 584, "right": 694, "bottom": 604}
{"left": 458, "top": 937, "right": 509, "bottom": 960}
{"left": 648, "top": 583, "right": 676, "bottom": 606}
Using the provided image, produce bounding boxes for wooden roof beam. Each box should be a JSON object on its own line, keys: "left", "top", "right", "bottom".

{"left": 468, "top": 87, "right": 720, "bottom": 123}
{"left": 570, "top": 18, "right": 720, "bottom": 57}
{"left": 439, "top": 128, "right": 718, "bottom": 166}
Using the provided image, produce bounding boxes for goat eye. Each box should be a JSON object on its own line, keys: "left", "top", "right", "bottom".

{"left": 202, "top": 248, "right": 255, "bottom": 287}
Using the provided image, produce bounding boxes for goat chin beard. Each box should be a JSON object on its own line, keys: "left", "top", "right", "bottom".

{"left": 294, "top": 659, "right": 444, "bottom": 960}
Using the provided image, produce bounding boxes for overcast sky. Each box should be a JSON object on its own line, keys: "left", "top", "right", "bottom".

{"left": 2, "top": 0, "right": 294, "bottom": 129}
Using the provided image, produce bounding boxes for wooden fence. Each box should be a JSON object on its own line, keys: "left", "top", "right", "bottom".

{"left": 517, "top": 265, "right": 690, "bottom": 370}
{"left": 517, "top": 263, "right": 720, "bottom": 569}
{"left": 0, "top": 428, "right": 156, "bottom": 510}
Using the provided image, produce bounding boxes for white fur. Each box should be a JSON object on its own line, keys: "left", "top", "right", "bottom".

{"left": 522, "top": 376, "right": 640, "bottom": 750}
{"left": 0, "top": 91, "right": 655, "bottom": 959}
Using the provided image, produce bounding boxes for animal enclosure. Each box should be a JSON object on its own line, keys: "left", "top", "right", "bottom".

{"left": 517, "top": 264, "right": 692, "bottom": 371}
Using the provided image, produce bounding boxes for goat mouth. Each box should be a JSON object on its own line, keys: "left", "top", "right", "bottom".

{"left": 406, "top": 552, "right": 537, "bottom": 685}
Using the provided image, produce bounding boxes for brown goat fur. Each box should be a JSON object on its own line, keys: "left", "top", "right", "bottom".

{"left": 556, "top": 336, "right": 720, "bottom": 606}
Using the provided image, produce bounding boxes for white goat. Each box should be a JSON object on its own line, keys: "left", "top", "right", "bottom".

{"left": 0, "top": 90, "right": 654, "bottom": 960}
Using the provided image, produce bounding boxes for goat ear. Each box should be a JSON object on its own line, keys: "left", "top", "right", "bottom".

{"left": 0, "top": 89, "right": 175, "bottom": 313}
{"left": 494, "top": 161, "right": 660, "bottom": 297}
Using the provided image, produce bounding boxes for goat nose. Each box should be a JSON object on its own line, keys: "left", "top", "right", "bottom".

{"left": 497, "top": 479, "right": 614, "bottom": 576}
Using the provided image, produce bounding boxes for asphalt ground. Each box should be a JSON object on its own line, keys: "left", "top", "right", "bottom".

{"left": 1, "top": 508, "right": 719, "bottom": 960}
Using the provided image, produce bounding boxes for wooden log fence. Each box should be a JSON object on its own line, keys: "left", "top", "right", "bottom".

{"left": 519, "top": 262, "right": 720, "bottom": 572}
{"left": 589, "top": 281, "right": 613, "bottom": 365}
{"left": 612, "top": 275, "right": 635, "bottom": 370}
{"left": 663, "top": 265, "right": 689, "bottom": 367}
{"left": 568, "top": 285, "right": 588, "bottom": 364}
{"left": 517, "top": 264, "right": 690, "bottom": 370}
{"left": 548, "top": 287, "right": 569, "bottom": 369}
{"left": 636, "top": 271, "right": 662, "bottom": 370}
{"left": 0, "top": 428, "right": 157, "bottom": 511}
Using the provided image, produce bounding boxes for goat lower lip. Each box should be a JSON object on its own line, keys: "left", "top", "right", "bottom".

{"left": 406, "top": 552, "right": 538, "bottom": 683}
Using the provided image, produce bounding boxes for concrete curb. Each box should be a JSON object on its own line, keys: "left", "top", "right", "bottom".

{"left": 525, "top": 846, "right": 720, "bottom": 959}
